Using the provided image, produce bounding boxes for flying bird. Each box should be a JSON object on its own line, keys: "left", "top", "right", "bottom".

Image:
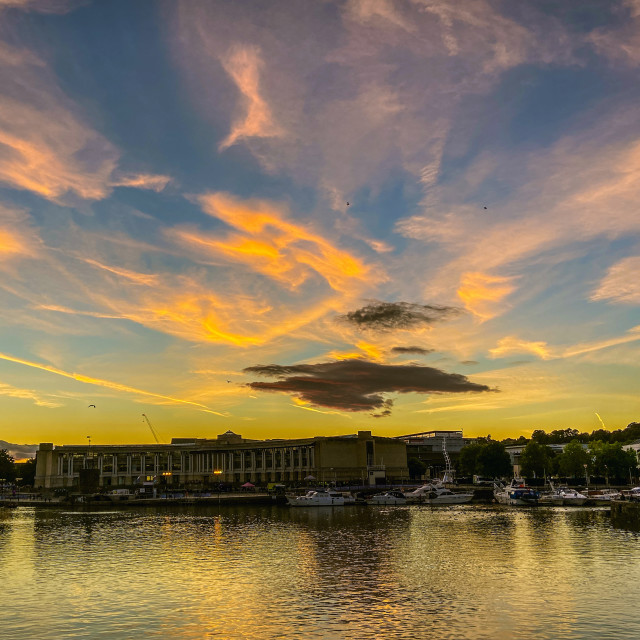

{"left": 483, "top": 206, "right": 487, "bottom": 210}
{"left": 346, "top": 202, "right": 350, "bottom": 206}
{"left": 88, "top": 404, "right": 96, "bottom": 408}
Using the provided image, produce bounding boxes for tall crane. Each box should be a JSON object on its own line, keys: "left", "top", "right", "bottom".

{"left": 142, "top": 413, "right": 162, "bottom": 444}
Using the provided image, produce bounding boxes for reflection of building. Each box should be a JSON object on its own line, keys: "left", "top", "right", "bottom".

{"left": 397, "top": 430, "right": 477, "bottom": 477}
{"left": 35, "top": 430, "right": 408, "bottom": 489}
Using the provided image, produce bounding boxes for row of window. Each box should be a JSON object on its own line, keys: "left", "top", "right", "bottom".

{"left": 56, "top": 448, "right": 314, "bottom": 476}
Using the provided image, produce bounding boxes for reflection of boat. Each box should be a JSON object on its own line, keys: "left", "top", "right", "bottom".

{"left": 367, "top": 490, "right": 407, "bottom": 505}
{"left": 540, "top": 485, "right": 587, "bottom": 506}
{"left": 288, "top": 489, "right": 345, "bottom": 507}
{"left": 405, "top": 482, "right": 473, "bottom": 505}
{"left": 494, "top": 479, "right": 540, "bottom": 506}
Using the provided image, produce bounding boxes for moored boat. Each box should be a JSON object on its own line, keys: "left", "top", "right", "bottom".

{"left": 540, "top": 485, "right": 588, "bottom": 506}
{"left": 494, "top": 479, "right": 540, "bottom": 506}
{"left": 288, "top": 489, "right": 345, "bottom": 507}
{"left": 366, "top": 490, "right": 407, "bottom": 505}
{"left": 405, "top": 482, "right": 474, "bottom": 505}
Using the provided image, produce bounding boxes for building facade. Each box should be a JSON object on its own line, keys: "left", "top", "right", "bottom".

{"left": 397, "top": 430, "right": 477, "bottom": 477}
{"left": 35, "top": 430, "right": 408, "bottom": 489}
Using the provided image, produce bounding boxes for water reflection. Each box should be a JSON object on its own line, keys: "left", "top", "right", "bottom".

{"left": 1, "top": 505, "right": 638, "bottom": 639}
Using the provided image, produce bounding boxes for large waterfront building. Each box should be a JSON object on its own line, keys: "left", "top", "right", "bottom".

{"left": 34, "top": 430, "right": 408, "bottom": 490}
{"left": 397, "top": 430, "right": 477, "bottom": 477}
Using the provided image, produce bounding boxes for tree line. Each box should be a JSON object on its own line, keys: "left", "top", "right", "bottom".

{"left": 457, "top": 422, "right": 640, "bottom": 482}
{"left": 0, "top": 450, "right": 37, "bottom": 486}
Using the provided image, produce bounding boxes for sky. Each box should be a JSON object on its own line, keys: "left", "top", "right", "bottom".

{"left": 1, "top": 0, "right": 639, "bottom": 447}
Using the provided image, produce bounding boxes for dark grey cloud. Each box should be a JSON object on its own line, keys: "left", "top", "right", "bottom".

{"left": 336, "top": 300, "right": 462, "bottom": 331}
{"left": 0, "top": 441, "right": 38, "bottom": 460}
{"left": 391, "top": 346, "right": 434, "bottom": 355}
{"left": 244, "top": 359, "right": 494, "bottom": 417}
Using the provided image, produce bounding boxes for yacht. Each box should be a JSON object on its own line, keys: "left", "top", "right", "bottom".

{"left": 366, "top": 490, "right": 407, "bottom": 505}
{"left": 540, "top": 485, "right": 588, "bottom": 506}
{"left": 586, "top": 488, "right": 621, "bottom": 502}
{"left": 494, "top": 479, "right": 540, "bottom": 506}
{"left": 405, "top": 482, "right": 474, "bottom": 505}
{"left": 287, "top": 489, "right": 345, "bottom": 507}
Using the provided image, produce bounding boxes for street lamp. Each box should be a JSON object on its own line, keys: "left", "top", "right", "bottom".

{"left": 584, "top": 463, "right": 588, "bottom": 489}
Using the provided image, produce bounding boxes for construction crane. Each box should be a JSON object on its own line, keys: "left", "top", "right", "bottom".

{"left": 142, "top": 413, "right": 162, "bottom": 444}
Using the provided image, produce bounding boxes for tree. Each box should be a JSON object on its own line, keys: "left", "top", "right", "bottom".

{"left": 0, "top": 449, "right": 16, "bottom": 483}
{"left": 589, "top": 441, "right": 638, "bottom": 482}
{"left": 556, "top": 440, "right": 590, "bottom": 478}
{"left": 531, "top": 430, "right": 550, "bottom": 445}
{"left": 15, "top": 458, "right": 36, "bottom": 486}
{"left": 519, "top": 441, "right": 554, "bottom": 479}
{"left": 458, "top": 443, "right": 484, "bottom": 476}
{"left": 407, "top": 457, "right": 426, "bottom": 480}
{"left": 476, "top": 441, "right": 512, "bottom": 479}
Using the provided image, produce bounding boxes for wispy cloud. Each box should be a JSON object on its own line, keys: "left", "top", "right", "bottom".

{"left": 218, "top": 45, "right": 282, "bottom": 151}
{"left": 110, "top": 173, "right": 172, "bottom": 192}
{"left": 457, "top": 273, "right": 517, "bottom": 320}
{"left": 0, "top": 380, "right": 62, "bottom": 407}
{"left": 489, "top": 326, "right": 640, "bottom": 361}
{"left": 591, "top": 256, "right": 640, "bottom": 304}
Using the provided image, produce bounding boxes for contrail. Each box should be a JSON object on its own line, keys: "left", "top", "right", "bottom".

{"left": 0, "top": 351, "right": 226, "bottom": 416}
{"left": 595, "top": 412, "right": 606, "bottom": 429}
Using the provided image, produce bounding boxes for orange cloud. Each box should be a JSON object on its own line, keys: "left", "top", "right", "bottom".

{"left": 457, "top": 272, "right": 517, "bottom": 320}
{"left": 177, "top": 192, "right": 372, "bottom": 294}
{"left": 218, "top": 45, "right": 282, "bottom": 151}
{"left": 489, "top": 336, "right": 552, "bottom": 360}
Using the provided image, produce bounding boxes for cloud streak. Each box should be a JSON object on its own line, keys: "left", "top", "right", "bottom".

{"left": 0, "top": 351, "right": 225, "bottom": 414}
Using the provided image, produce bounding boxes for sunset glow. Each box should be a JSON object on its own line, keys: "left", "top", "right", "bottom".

{"left": 0, "top": 1, "right": 639, "bottom": 446}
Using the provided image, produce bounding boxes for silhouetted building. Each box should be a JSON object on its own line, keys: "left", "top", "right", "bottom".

{"left": 35, "top": 430, "right": 408, "bottom": 489}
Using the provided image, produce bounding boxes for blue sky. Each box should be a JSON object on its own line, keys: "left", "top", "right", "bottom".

{"left": 0, "top": 0, "right": 639, "bottom": 446}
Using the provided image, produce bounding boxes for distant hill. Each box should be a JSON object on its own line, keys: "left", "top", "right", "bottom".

{"left": 0, "top": 440, "right": 38, "bottom": 460}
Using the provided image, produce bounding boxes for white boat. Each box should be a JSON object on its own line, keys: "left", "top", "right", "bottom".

{"left": 540, "top": 485, "right": 588, "bottom": 506}
{"left": 287, "top": 489, "right": 345, "bottom": 507}
{"left": 588, "top": 489, "right": 621, "bottom": 501}
{"left": 494, "top": 479, "right": 540, "bottom": 506}
{"left": 366, "top": 490, "right": 407, "bottom": 505}
{"left": 405, "top": 482, "right": 473, "bottom": 505}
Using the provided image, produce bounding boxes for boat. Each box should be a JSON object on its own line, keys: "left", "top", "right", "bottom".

{"left": 539, "top": 485, "right": 588, "bottom": 506}
{"left": 586, "top": 488, "right": 621, "bottom": 502}
{"left": 620, "top": 487, "right": 640, "bottom": 501}
{"left": 287, "top": 489, "right": 345, "bottom": 507}
{"left": 494, "top": 479, "right": 540, "bottom": 506}
{"left": 366, "top": 490, "right": 407, "bottom": 505}
{"left": 405, "top": 482, "right": 474, "bottom": 505}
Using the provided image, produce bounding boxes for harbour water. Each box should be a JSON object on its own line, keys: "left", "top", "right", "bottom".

{"left": 2, "top": 504, "right": 639, "bottom": 639}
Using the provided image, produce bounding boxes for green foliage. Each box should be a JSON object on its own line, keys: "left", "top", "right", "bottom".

{"left": 0, "top": 449, "right": 16, "bottom": 482}
{"left": 407, "top": 457, "right": 427, "bottom": 480}
{"left": 526, "top": 422, "right": 640, "bottom": 447}
{"left": 15, "top": 458, "right": 36, "bottom": 486}
{"left": 519, "top": 441, "right": 555, "bottom": 478}
{"left": 458, "top": 443, "right": 483, "bottom": 476}
{"left": 589, "top": 441, "right": 638, "bottom": 481}
{"left": 459, "top": 441, "right": 512, "bottom": 478}
{"left": 556, "top": 440, "right": 590, "bottom": 478}
{"left": 476, "top": 441, "right": 512, "bottom": 478}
